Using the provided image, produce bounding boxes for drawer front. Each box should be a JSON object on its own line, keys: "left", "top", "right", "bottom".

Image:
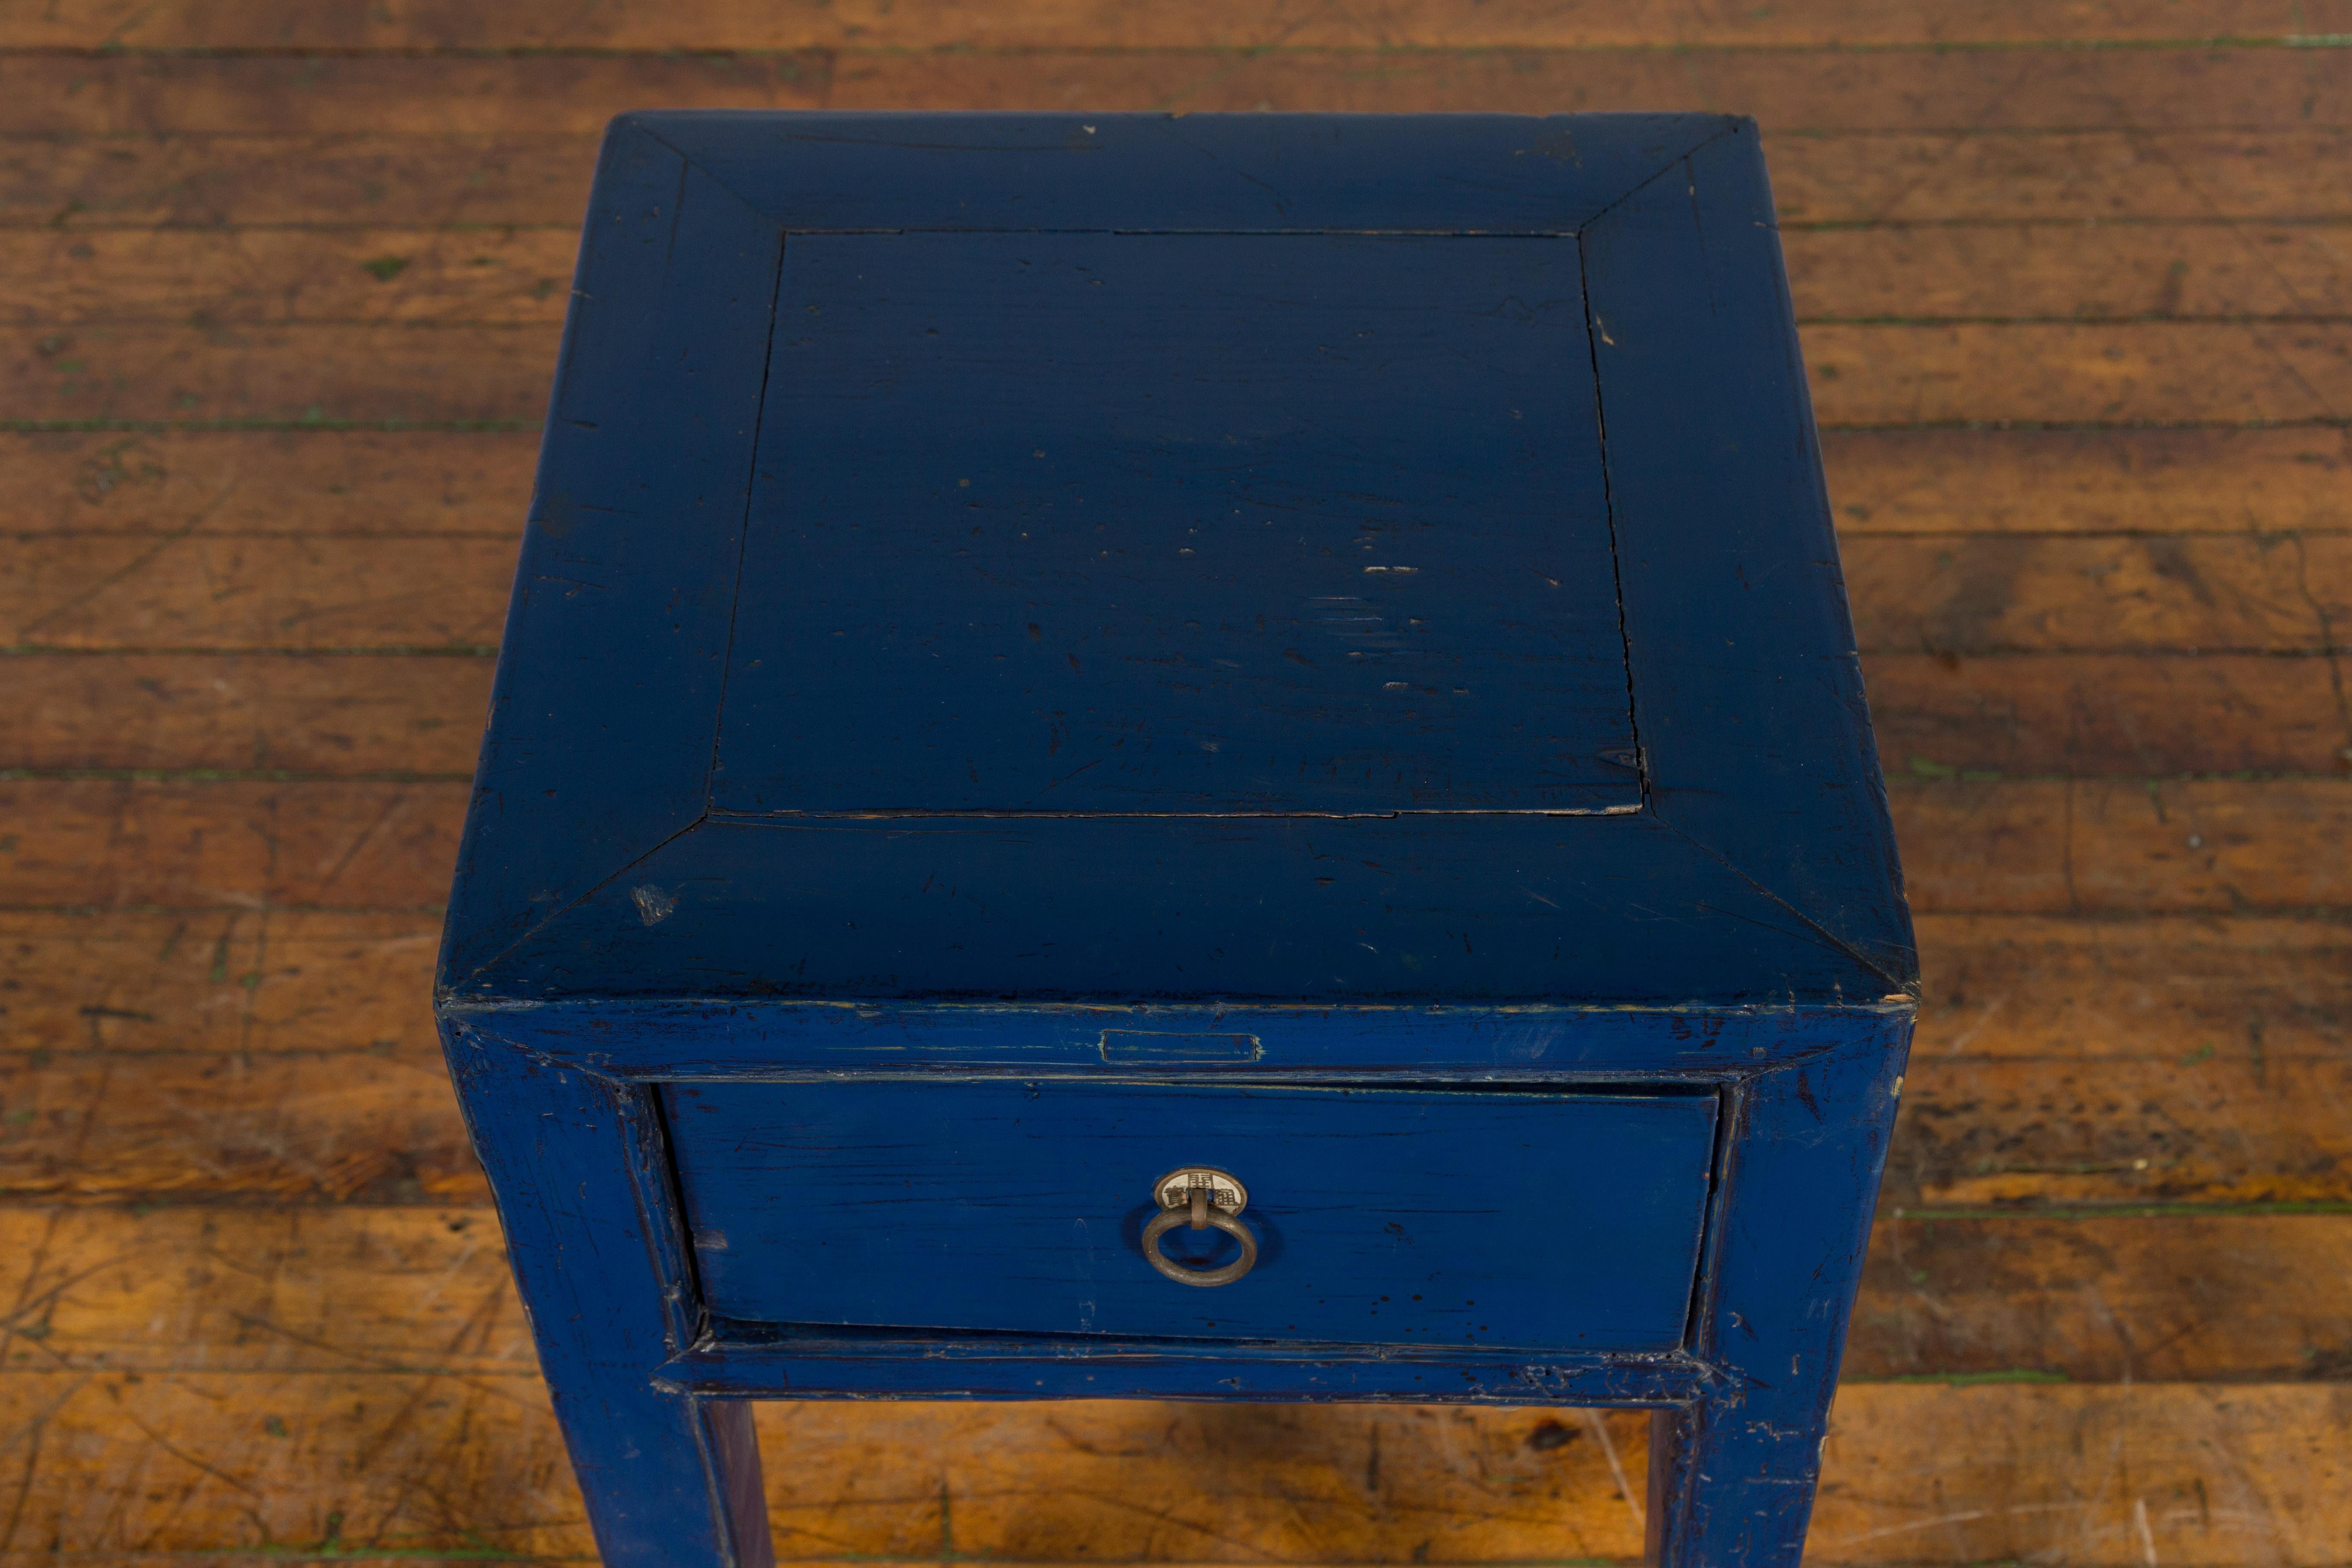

{"left": 665, "top": 1080, "right": 1717, "bottom": 1352}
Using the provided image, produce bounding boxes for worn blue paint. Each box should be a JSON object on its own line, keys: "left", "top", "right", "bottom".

{"left": 463, "top": 996, "right": 1911, "bottom": 1080}
{"left": 1584, "top": 129, "right": 1910, "bottom": 980}
{"left": 667, "top": 1081, "right": 1717, "bottom": 1348}
{"left": 465, "top": 812, "right": 1904, "bottom": 1006}
{"left": 441, "top": 120, "right": 781, "bottom": 983}
{"left": 648, "top": 110, "right": 1733, "bottom": 235}
{"left": 655, "top": 1337, "right": 1715, "bottom": 1404}
{"left": 441, "top": 1026, "right": 771, "bottom": 1568}
{"left": 1648, "top": 1035, "right": 1907, "bottom": 1565}
{"left": 439, "top": 111, "right": 1916, "bottom": 1568}
{"left": 719, "top": 230, "right": 1634, "bottom": 815}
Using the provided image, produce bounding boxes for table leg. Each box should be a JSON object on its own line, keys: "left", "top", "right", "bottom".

{"left": 1645, "top": 1033, "right": 1908, "bottom": 1567}
{"left": 443, "top": 1024, "right": 773, "bottom": 1568}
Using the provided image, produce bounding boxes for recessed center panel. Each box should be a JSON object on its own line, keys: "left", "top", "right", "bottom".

{"left": 713, "top": 232, "right": 1636, "bottom": 815}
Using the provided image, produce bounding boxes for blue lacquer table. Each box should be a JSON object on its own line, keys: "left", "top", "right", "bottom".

{"left": 438, "top": 111, "right": 1916, "bottom": 1568}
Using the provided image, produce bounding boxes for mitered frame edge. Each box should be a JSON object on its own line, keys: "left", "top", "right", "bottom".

{"left": 1581, "top": 123, "right": 1914, "bottom": 993}
{"left": 442, "top": 112, "right": 1890, "bottom": 1005}
{"left": 438, "top": 118, "right": 787, "bottom": 991}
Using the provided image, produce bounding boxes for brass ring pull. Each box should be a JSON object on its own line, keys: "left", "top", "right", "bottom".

{"left": 1142, "top": 1167, "right": 1257, "bottom": 1288}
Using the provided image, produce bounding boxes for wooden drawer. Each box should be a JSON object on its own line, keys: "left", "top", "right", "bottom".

{"left": 665, "top": 1080, "right": 1718, "bottom": 1353}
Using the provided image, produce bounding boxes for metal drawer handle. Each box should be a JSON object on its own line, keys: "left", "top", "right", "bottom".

{"left": 1142, "top": 1166, "right": 1257, "bottom": 1288}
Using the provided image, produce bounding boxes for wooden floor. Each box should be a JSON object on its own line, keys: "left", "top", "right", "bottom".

{"left": 4, "top": 3, "right": 2349, "bottom": 1564}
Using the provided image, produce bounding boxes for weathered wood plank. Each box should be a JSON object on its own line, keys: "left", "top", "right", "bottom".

{"left": 2, "top": 535, "right": 513, "bottom": 649}
{"left": 0, "top": 1207, "right": 527, "bottom": 1375}
{"left": 14, "top": 1204, "right": 2343, "bottom": 1384}
{"left": 0, "top": 909, "right": 258, "bottom": 1053}
{"left": 7, "top": 910, "right": 2348, "bottom": 1206}
{"left": 15, "top": 649, "right": 2336, "bottom": 778}
{"left": 0, "top": 1370, "right": 1655, "bottom": 1562}
{"left": 4, "top": 0, "right": 2342, "bottom": 49}
{"left": 1913, "top": 913, "right": 2352, "bottom": 1059}
{"left": 17, "top": 1036, "right": 2345, "bottom": 1208}
{"left": 28, "top": 909, "right": 2327, "bottom": 1051}
{"left": 0, "top": 1368, "right": 2341, "bottom": 1565}
{"left": 13, "top": 911, "right": 2342, "bottom": 1062}
{"left": 1801, "top": 319, "right": 2352, "bottom": 425}
{"left": 1810, "top": 1384, "right": 2352, "bottom": 1565}
{"left": 10, "top": 318, "right": 2349, "bottom": 426}
{"left": 9, "top": 428, "right": 2343, "bottom": 540}
{"left": 1823, "top": 425, "right": 2352, "bottom": 534}
{"left": 827, "top": 46, "right": 2352, "bottom": 129}
{"left": 10, "top": 132, "right": 2352, "bottom": 231}
{"left": 1775, "top": 132, "right": 2352, "bottom": 225}
{"left": 1893, "top": 779, "right": 2352, "bottom": 914}
{"left": 9, "top": 48, "right": 2352, "bottom": 136}
{"left": 0, "top": 779, "right": 2343, "bottom": 912}
{"left": 4, "top": 653, "right": 493, "bottom": 773}
{"left": 15, "top": 531, "right": 2342, "bottom": 655}
{"left": 1788, "top": 221, "right": 2352, "bottom": 321}
{"left": 0, "top": 780, "right": 463, "bottom": 906}
{"left": 13, "top": 1038, "right": 2344, "bottom": 1208}
{"left": 1864, "top": 652, "right": 2352, "bottom": 777}
{"left": 0, "top": 322, "right": 555, "bottom": 425}
{"left": 0, "top": 1049, "right": 481, "bottom": 1202}
{"left": 1, "top": 133, "right": 601, "bottom": 230}
{"left": 0, "top": 429, "right": 536, "bottom": 534}
{"left": 1888, "top": 1054, "right": 2352, "bottom": 1207}
{"left": 1853, "top": 1213, "right": 2352, "bottom": 1381}
{"left": 0, "top": 226, "right": 579, "bottom": 327}
{"left": 0, "top": 53, "right": 828, "bottom": 136}
{"left": 20, "top": 221, "right": 2351, "bottom": 328}
{"left": 0, "top": 1369, "right": 595, "bottom": 1559}
{"left": 0, "top": 910, "right": 442, "bottom": 1054}
{"left": 1844, "top": 534, "right": 2352, "bottom": 655}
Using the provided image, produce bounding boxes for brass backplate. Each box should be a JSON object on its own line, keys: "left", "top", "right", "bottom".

{"left": 1152, "top": 1166, "right": 1248, "bottom": 1215}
